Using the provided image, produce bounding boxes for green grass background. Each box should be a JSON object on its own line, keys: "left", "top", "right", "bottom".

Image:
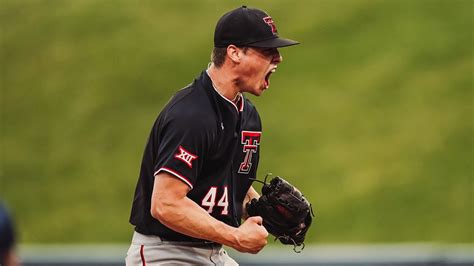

{"left": 1, "top": 0, "right": 472, "bottom": 244}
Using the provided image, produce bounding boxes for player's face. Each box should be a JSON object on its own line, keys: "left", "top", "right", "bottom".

{"left": 238, "top": 47, "right": 282, "bottom": 96}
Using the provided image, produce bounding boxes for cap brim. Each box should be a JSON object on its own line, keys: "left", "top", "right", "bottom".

{"left": 247, "top": 37, "right": 300, "bottom": 48}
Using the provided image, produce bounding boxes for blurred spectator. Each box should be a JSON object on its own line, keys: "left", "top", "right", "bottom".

{"left": 0, "top": 203, "right": 20, "bottom": 266}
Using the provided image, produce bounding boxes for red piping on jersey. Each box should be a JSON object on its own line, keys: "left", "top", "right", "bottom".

{"left": 238, "top": 94, "right": 244, "bottom": 112}
{"left": 155, "top": 167, "right": 193, "bottom": 189}
{"left": 140, "top": 245, "right": 146, "bottom": 266}
{"left": 210, "top": 81, "right": 244, "bottom": 113}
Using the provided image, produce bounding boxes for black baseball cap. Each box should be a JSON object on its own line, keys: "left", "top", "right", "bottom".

{"left": 214, "top": 6, "right": 300, "bottom": 48}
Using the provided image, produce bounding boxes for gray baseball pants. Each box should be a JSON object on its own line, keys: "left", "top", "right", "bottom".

{"left": 125, "top": 231, "right": 239, "bottom": 266}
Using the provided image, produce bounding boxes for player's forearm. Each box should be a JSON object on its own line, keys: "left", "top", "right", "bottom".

{"left": 151, "top": 195, "right": 239, "bottom": 247}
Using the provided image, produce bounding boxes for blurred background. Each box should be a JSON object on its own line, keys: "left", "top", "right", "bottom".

{"left": 1, "top": 0, "right": 472, "bottom": 265}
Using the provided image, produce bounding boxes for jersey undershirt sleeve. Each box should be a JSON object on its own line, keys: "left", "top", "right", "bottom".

{"left": 152, "top": 106, "right": 211, "bottom": 189}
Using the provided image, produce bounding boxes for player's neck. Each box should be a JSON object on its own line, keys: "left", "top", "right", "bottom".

{"left": 207, "top": 64, "right": 241, "bottom": 102}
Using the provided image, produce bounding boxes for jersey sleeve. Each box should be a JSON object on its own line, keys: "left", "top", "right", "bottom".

{"left": 152, "top": 107, "right": 212, "bottom": 189}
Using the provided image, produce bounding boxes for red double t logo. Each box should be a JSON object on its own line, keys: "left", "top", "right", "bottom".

{"left": 238, "top": 131, "right": 262, "bottom": 174}
{"left": 263, "top": 16, "right": 278, "bottom": 34}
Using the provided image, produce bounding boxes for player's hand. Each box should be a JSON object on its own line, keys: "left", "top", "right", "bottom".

{"left": 233, "top": 216, "right": 268, "bottom": 254}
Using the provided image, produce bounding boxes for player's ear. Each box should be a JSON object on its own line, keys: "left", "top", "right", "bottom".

{"left": 227, "top": 45, "right": 243, "bottom": 64}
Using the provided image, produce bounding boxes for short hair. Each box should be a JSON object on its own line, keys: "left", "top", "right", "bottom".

{"left": 211, "top": 46, "right": 249, "bottom": 68}
{"left": 211, "top": 47, "right": 227, "bottom": 68}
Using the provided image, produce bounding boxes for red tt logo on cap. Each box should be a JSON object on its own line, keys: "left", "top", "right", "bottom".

{"left": 263, "top": 16, "right": 277, "bottom": 34}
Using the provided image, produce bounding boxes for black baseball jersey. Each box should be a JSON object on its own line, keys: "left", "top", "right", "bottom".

{"left": 129, "top": 70, "right": 262, "bottom": 242}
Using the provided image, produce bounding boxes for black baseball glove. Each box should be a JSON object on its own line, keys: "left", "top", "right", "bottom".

{"left": 246, "top": 175, "right": 314, "bottom": 252}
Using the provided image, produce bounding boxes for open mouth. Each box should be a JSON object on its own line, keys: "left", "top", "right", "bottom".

{"left": 264, "top": 68, "right": 276, "bottom": 89}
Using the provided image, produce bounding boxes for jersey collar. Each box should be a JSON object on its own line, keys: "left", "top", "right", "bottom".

{"left": 205, "top": 70, "right": 244, "bottom": 113}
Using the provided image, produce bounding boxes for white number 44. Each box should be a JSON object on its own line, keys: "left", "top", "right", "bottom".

{"left": 201, "top": 186, "right": 228, "bottom": 215}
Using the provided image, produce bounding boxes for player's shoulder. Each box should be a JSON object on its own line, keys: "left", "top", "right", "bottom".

{"left": 162, "top": 82, "right": 216, "bottom": 126}
{"left": 243, "top": 97, "right": 257, "bottom": 111}
{"left": 243, "top": 96, "right": 261, "bottom": 117}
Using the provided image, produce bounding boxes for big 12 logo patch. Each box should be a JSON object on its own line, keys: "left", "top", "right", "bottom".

{"left": 238, "top": 131, "right": 261, "bottom": 174}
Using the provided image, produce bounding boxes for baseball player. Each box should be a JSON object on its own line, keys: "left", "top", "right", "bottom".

{"left": 126, "top": 6, "right": 299, "bottom": 265}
